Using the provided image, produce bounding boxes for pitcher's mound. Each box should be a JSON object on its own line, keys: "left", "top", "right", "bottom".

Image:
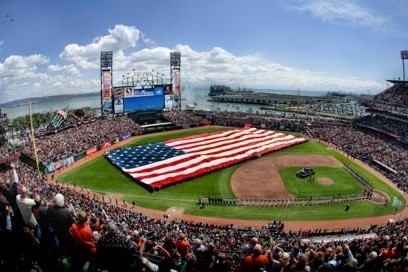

{"left": 166, "top": 207, "right": 184, "bottom": 217}
{"left": 317, "top": 177, "right": 333, "bottom": 185}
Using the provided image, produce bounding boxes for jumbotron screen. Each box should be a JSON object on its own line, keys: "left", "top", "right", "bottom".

{"left": 123, "top": 86, "right": 164, "bottom": 112}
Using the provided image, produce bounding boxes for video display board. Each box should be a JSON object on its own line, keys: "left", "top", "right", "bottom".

{"left": 123, "top": 86, "right": 164, "bottom": 112}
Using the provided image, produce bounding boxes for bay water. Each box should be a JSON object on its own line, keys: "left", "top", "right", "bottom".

{"left": 1, "top": 88, "right": 325, "bottom": 120}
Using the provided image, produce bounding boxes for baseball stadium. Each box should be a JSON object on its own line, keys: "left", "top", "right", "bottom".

{"left": 1, "top": 51, "right": 408, "bottom": 271}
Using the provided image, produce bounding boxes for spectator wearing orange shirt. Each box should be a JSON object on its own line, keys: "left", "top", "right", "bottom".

{"left": 379, "top": 241, "right": 397, "bottom": 262}
{"left": 176, "top": 233, "right": 191, "bottom": 260}
{"left": 241, "top": 244, "right": 269, "bottom": 272}
{"left": 69, "top": 211, "right": 97, "bottom": 271}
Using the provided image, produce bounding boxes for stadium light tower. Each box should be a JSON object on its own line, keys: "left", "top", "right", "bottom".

{"left": 121, "top": 73, "right": 132, "bottom": 87}
{"left": 401, "top": 50, "right": 408, "bottom": 81}
{"left": 155, "top": 72, "right": 164, "bottom": 85}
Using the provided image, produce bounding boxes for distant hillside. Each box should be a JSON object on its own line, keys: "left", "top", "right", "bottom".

{"left": 0, "top": 92, "right": 99, "bottom": 108}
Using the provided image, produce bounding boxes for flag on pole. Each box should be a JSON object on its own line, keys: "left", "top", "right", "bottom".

{"left": 105, "top": 128, "right": 306, "bottom": 190}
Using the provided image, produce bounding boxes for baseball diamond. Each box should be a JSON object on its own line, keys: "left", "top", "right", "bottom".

{"left": 55, "top": 127, "right": 408, "bottom": 231}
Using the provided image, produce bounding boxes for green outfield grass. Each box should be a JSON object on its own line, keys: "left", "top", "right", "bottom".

{"left": 58, "top": 126, "right": 406, "bottom": 221}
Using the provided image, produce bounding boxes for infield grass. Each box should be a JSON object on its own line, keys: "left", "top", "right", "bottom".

{"left": 280, "top": 167, "right": 365, "bottom": 198}
{"left": 58, "top": 126, "right": 406, "bottom": 222}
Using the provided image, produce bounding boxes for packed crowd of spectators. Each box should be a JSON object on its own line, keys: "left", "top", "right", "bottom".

{"left": 2, "top": 159, "right": 408, "bottom": 271}
{"left": 163, "top": 110, "right": 208, "bottom": 127}
{"left": 0, "top": 109, "right": 9, "bottom": 147}
{"left": 19, "top": 116, "right": 142, "bottom": 165}
{"left": 373, "top": 83, "right": 408, "bottom": 107}
{"left": 0, "top": 148, "right": 408, "bottom": 271}
{"left": 0, "top": 142, "right": 18, "bottom": 161}
{"left": 355, "top": 115, "right": 408, "bottom": 138}
{"left": 0, "top": 82, "right": 408, "bottom": 271}
{"left": 363, "top": 101, "right": 408, "bottom": 118}
{"left": 0, "top": 110, "right": 16, "bottom": 160}
{"left": 364, "top": 83, "right": 408, "bottom": 117}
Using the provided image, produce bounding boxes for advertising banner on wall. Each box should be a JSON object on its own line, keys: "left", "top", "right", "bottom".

{"left": 114, "top": 98, "right": 124, "bottom": 113}
{"left": 163, "top": 84, "right": 173, "bottom": 109}
{"left": 101, "top": 69, "right": 113, "bottom": 113}
{"left": 102, "top": 70, "right": 112, "bottom": 98}
{"left": 124, "top": 87, "right": 134, "bottom": 97}
{"left": 165, "top": 95, "right": 173, "bottom": 109}
{"left": 163, "top": 84, "right": 172, "bottom": 95}
{"left": 112, "top": 87, "right": 124, "bottom": 114}
{"left": 172, "top": 70, "right": 181, "bottom": 95}
{"left": 100, "top": 51, "right": 113, "bottom": 115}
{"left": 113, "top": 87, "right": 124, "bottom": 98}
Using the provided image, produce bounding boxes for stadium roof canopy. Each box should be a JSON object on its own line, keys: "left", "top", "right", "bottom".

{"left": 387, "top": 79, "right": 408, "bottom": 85}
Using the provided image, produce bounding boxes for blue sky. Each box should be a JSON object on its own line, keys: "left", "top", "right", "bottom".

{"left": 0, "top": 0, "right": 407, "bottom": 103}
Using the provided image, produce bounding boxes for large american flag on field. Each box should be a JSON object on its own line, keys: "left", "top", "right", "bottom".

{"left": 105, "top": 128, "right": 307, "bottom": 189}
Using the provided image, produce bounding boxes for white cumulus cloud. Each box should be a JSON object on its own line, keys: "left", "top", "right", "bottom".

{"left": 284, "top": 0, "right": 386, "bottom": 28}
{"left": 0, "top": 24, "right": 385, "bottom": 103}
{"left": 59, "top": 24, "right": 140, "bottom": 69}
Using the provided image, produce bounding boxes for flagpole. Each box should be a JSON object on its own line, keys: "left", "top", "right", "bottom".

{"left": 29, "top": 102, "right": 42, "bottom": 177}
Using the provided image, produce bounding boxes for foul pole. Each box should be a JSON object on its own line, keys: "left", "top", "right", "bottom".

{"left": 29, "top": 102, "right": 42, "bottom": 177}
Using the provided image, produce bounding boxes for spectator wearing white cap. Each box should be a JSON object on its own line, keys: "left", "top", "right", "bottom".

{"left": 45, "top": 192, "right": 75, "bottom": 252}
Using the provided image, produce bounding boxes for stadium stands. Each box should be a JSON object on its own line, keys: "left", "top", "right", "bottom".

{"left": 1, "top": 81, "right": 408, "bottom": 271}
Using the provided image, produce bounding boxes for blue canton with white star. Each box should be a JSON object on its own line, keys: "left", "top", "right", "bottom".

{"left": 105, "top": 142, "right": 186, "bottom": 170}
